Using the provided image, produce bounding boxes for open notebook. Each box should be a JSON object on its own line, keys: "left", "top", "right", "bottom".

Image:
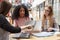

{"left": 12, "top": 24, "right": 32, "bottom": 39}
{"left": 32, "top": 32, "right": 54, "bottom": 37}
{"left": 12, "top": 32, "right": 30, "bottom": 39}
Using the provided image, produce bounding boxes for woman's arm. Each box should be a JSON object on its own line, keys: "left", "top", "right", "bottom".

{"left": 13, "top": 19, "right": 18, "bottom": 27}
{"left": 0, "top": 14, "right": 21, "bottom": 33}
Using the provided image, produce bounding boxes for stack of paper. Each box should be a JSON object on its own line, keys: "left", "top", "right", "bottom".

{"left": 32, "top": 32, "right": 54, "bottom": 37}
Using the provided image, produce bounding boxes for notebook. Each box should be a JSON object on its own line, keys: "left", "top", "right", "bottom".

{"left": 12, "top": 32, "right": 30, "bottom": 39}
{"left": 32, "top": 32, "right": 54, "bottom": 37}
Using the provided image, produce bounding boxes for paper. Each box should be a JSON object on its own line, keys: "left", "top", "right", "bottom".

{"left": 32, "top": 32, "right": 54, "bottom": 37}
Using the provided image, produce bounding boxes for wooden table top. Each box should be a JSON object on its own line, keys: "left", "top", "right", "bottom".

{"left": 9, "top": 33, "right": 60, "bottom": 40}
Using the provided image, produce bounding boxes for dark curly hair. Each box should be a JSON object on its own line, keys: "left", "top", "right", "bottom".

{"left": 12, "top": 4, "right": 29, "bottom": 20}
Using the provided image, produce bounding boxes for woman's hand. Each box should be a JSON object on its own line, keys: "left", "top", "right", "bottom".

{"left": 47, "top": 27, "right": 53, "bottom": 32}
{"left": 21, "top": 26, "right": 33, "bottom": 33}
{"left": 26, "top": 26, "right": 33, "bottom": 32}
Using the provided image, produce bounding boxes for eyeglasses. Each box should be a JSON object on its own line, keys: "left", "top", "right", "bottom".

{"left": 45, "top": 10, "right": 50, "bottom": 12}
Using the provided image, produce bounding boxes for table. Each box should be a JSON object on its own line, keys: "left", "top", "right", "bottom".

{"left": 9, "top": 32, "right": 60, "bottom": 40}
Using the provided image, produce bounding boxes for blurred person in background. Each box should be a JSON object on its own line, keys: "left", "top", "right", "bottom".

{"left": 12, "top": 5, "right": 30, "bottom": 26}
{"left": 12, "top": 4, "right": 33, "bottom": 33}
{"left": 41, "top": 5, "right": 59, "bottom": 32}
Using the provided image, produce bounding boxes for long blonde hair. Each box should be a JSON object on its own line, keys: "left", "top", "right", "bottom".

{"left": 42, "top": 5, "right": 54, "bottom": 28}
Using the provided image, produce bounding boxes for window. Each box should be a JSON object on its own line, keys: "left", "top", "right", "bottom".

{"left": 48, "top": 0, "right": 54, "bottom": 6}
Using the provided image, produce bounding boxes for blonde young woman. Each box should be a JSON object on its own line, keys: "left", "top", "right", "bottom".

{"left": 41, "top": 5, "right": 59, "bottom": 32}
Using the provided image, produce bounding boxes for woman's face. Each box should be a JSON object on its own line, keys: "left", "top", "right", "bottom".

{"left": 44, "top": 7, "right": 50, "bottom": 16}
{"left": 19, "top": 7, "right": 25, "bottom": 18}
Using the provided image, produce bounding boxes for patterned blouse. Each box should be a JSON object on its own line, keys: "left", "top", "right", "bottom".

{"left": 14, "top": 17, "right": 31, "bottom": 27}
